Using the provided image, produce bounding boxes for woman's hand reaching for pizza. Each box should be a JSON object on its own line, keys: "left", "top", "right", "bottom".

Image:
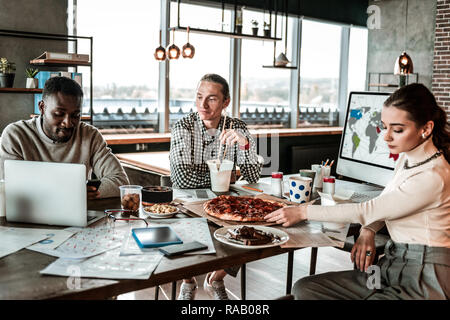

{"left": 264, "top": 205, "right": 308, "bottom": 227}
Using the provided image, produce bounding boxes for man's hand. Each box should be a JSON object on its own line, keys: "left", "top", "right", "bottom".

{"left": 264, "top": 205, "right": 308, "bottom": 227}
{"left": 351, "top": 228, "right": 376, "bottom": 272}
{"left": 220, "top": 129, "right": 248, "bottom": 147}
{"left": 87, "top": 186, "right": 100, "bottom": 199}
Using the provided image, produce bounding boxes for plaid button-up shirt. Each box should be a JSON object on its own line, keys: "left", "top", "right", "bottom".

{"left": 170, "top": 112, "right": 261, "bottom": 189}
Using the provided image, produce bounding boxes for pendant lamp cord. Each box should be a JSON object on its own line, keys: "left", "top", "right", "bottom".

{"left": 285, "top": 0, "right": 288, "bottom": 54}
{"left": 404, "top": 0, "right": 408, "bottom": 51}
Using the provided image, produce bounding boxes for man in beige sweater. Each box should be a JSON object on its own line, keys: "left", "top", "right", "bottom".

{"left": 0, "top": 76, "right": 129, "bottom": 198}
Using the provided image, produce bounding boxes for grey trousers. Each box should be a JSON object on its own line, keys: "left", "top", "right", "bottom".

{"left": 293, "top": 240, "right": 450, "bottom": 300}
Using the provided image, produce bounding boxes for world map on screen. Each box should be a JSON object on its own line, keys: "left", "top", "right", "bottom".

{"left": 341, "top": 94, "right": 398, "bottom": 169}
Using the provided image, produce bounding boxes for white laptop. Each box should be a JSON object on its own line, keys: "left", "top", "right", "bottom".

{"left": 4, "top": 160, "right": 104, "bottom": 227}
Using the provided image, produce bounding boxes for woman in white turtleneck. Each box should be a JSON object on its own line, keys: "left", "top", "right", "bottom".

{"left": 266, "top": 83, "right": 450, "bottom": 300}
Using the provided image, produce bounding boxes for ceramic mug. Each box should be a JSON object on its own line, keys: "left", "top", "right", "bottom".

{"left": 288, "top": 176, "right": 312, "bottom": 204}
{"left": 311, "top": 164, "right": 323, "bottom": 188}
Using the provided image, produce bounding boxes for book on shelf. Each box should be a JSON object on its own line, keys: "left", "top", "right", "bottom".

{"left": 30, "top": 51, "right": 90, "bottom": 64}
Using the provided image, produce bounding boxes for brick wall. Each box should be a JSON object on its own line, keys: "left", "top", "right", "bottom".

{"left": 432, "top": 0, "right": 450, "bottom": 117}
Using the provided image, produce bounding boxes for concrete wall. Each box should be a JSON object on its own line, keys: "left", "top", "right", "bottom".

{"left": 0, "top": 0, "right": 68, "bottom": 132}
{"left": 367, "top": 0, "right": 437, "bottom": 91}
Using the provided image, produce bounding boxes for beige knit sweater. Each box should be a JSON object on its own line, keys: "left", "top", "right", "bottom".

{"left": 0, "top": 116, "right": 129, "bottom": 198}
{"left": 307, "top": 138, "right": 450, "bottom": 248}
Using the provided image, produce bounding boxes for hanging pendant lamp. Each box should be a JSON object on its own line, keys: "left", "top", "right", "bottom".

{"left": 167, "top": 29, "right": 180, "bottom": 60}
{"left": 394, "top": 51, "right": 414, "bottom": 75}
{"left": 154, "top": 30, "right": 166, "bottom": 61}
{"left": 275, "top": 0, "right": 290, "bottom": 67}
{"left": 182, "top": 26, "right": 195, "bottom": 59}
{"left": 394, "top": 0, "right": 414, "bottom": 83}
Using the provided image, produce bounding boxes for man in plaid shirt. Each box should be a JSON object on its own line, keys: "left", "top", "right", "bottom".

{"left": 170, "top": 74, "right": 261, "bottom": 189}
{"left": 170, "top": 74, "right": 261, "bottom": 300}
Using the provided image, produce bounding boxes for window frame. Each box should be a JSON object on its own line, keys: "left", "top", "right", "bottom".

{"left": 74, "top": 0, "right": 366, "bottom": 132}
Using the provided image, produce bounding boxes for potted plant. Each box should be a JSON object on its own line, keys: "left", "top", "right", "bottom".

{"left": 0, "top": 57, "right": 16, "bottom": 88}
{"left": 251, "top": 20, "right": 259, "bottom": 36}
{"left": 264, "top": 21, "right": 271, "bottom": 37}
{"left": 25, "top": 67, "right": 39, "bottom": 89}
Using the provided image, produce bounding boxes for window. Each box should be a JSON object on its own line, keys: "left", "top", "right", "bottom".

{"left": 240, "top": 10, "right": 292, "bottom": 129}
{"left": 169, "top": 2, "right": 230, "bottom": 129}
{"left": 348, "top": 26, "right": 368, "bottom": 94}
{"left": 299, "top": 19, "right": 341, "bottom": 126}
{"left": 76, "top": 0, "right": 160, "bottom": 133}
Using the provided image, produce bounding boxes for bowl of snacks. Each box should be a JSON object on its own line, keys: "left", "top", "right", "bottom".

{"left": 143, "top": 203, "right": 179, "bottom": 219}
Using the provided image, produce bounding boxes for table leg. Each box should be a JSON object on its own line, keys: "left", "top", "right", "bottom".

{"left": 310, "top": 247, "right": 318, "bottom": 275}
{"left": 286, "top": 251, "right": 294, "bottom": 294}
{"left": 241, "top": 264, "right": 246, "bottom": 300}
{"left": 171, "top": 281, "right": 177, "bottom": 300}
{"left": 154, "top": 286, "right": 159, "bottom": 300}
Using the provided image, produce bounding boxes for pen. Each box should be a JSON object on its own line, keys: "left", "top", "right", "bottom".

{"left": 242, "top": 186, "right": 264, "bottom": 192}
{"left": 329, "top": 160, "right": 335, "bottom": 168}
{"left": 324, "top": 159, "right": 329, "bottom": 167}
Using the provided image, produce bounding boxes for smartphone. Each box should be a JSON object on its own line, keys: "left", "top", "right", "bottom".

{"left": 195, "top": 190, "right": 209, "bottom": 199}
{"left": 86, "top": 179, "right": 101, "bottom": 190}
{"left": 158, "top": 241, "right": 207, "bottom": 256}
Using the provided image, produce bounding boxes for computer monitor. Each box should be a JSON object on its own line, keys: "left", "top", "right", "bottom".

{"left": 336, "top": 91, "right": 396, "bottom": 187}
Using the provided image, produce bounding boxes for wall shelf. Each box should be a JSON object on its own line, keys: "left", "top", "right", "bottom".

{"left": 262, "top": 65, "right": 297, "bottom": 69}
{"left": 0, "top": 29, "right": 93, "bottom": 124}
{"left": 0, "top": 88, "right": 43, "bottom": 93}
{"left": 30, "top": 59, "right": 91, "bottom": 67}
{"left": 170, "top": 26, "right": 281, "bottom": 41}
{"left": 30, "top": 113, "right": 91, "bottom": 121}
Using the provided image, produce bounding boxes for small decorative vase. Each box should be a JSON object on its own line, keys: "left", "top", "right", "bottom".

{"left": 26, "top": 78, "right": 38, "bottom": 89}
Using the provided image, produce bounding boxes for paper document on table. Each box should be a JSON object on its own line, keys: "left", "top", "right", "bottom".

{"left": 41, "top": 247, "right": 163, "bottom": 280}
{"left": 0, "top": 226, "right": 49, "bottom": 259}
{"left": 279, "top": 221, "right": 349, "bottom": 248}
{"left": 27, "top": 229, "right": 77, "bottom": 251}
{"left": 31, "top": 224, "right": 129, "bottom": 259}
{"left": 120, "top": 218, "right": 215, "bottom": 256}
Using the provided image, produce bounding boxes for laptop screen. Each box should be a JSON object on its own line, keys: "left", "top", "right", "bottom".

{"left": 4, "top": 160, "right": 89, "bottom": 227}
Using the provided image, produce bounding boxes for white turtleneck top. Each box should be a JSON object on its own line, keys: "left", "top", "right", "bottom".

{"left": 307, "top": 138, "right": 450, "bottom": 248}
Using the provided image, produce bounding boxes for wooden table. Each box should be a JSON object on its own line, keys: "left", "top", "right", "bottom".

{"left": 116, "top": 151, "right": 170, "bottom": 176}
{"left": 0, "top": 179, "right": 382, "bottom": 300}
{"left": 0, "top": 197, "right": 292, "bottom": 300}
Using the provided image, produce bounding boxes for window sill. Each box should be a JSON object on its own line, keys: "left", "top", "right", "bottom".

{"left": 102, "top": 127, "right": 343, "bottom": 145}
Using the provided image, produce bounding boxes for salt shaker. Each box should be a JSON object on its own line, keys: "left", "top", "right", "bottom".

{"left": 322, "top": 176, "right": 335, "bottom": 195}
{"left": 271, "top": 172, "right": 283, "bottom": 197}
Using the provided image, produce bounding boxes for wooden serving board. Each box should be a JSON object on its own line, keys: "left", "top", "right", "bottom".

{"left": 182, "top": 194, "right": 313, "bottom": 228}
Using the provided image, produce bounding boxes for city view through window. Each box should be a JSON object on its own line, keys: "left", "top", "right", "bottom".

{"left": 76, "top": 1, "right": 368, "bottom": 133}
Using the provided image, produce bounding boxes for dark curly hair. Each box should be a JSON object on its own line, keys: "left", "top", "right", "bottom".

{"left": 42, "top": 76, "right": 83, "bottom": 106}
{"left": 383, "top": 83, "right": 450, "bottom": 163}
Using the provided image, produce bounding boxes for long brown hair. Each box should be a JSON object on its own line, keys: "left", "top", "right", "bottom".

{"left": 383, "top": 83, "right": 450, "bottom": 162}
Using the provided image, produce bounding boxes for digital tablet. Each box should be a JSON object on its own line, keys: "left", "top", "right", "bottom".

{"left": 131, "top": 226, "right": 183, "bottom": 248}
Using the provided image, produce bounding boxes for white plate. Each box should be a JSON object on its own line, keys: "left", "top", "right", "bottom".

{"left": 143, "top": 207, "right": 179, "bottom": 219}
{"left": 214, "top": 225, "right": 289, "bottom": 249}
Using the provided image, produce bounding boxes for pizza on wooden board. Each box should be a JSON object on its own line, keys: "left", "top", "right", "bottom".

{"left": 203, "top": 195, "right": 286, "bottom": 222}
